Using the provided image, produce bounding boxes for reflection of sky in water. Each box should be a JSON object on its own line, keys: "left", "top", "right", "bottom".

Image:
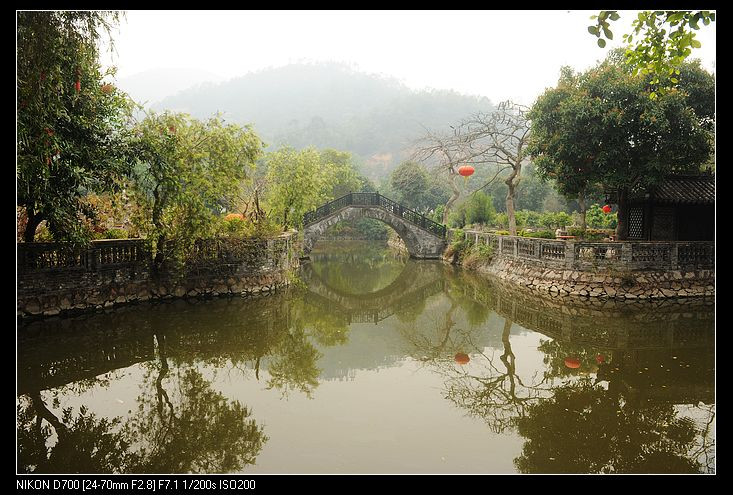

{"left": 17, "top": 241, "right": 715, "bottom": 474}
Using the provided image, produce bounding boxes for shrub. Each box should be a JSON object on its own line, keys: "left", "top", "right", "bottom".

{"left": 103, "top": 228, "right": 128, "bottom": 239}
{"left": 519, "top": 229, "right": 555, "bottom": 239}
{"left": 221, "top": 216, "right": 249, "bottom": 236}
{"left": 463, "top": 242, "right": 494, "bottom": 269}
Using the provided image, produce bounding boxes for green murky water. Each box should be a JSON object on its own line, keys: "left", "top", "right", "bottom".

{"left": 17, "top": 241, "right": 715, "bottom": 474}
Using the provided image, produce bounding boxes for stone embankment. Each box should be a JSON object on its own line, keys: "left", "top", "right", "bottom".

{"left": 450, "top": 230, "right": 714, "bottom": 300}
{"left": 17, "top": 233, "right": 298, "bottom": 319}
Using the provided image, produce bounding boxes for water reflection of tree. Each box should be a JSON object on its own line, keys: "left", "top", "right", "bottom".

{"left": 17, "top": 394, "right": 133, "bottom": 473}
{"left": 441, "top": 319, "right": 551, "bottom": 434}
{"left": 18, "top": 350, "right": 268, "bottom": 474}
{"left": 397, "top": 289, "right": 548, "bottom": 434}
{"left": 513, "top": 377, "right": 709, "bottom": 474}
{"left": 17, "top": 290, "right": 358, "bottom": 473}
{"left": 125, "top": 335, "right": 267, "bottom": 473}
{"left": 403, "top": 271, "right": 715, "bottom": 473}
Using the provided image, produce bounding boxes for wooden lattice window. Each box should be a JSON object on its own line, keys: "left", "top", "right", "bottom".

{"left": 629, "top": 206, "right": 644, "bottom": 239}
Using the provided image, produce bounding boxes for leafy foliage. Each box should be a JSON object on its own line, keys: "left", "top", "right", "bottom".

{"left": 588, "top": 10, "right": 715, "bottom": 96}
{"left": 129, "top": 111, "right": 264, "bottom": 266}
{"left": 17, "top": 11, "right": 135, "bottom": 245}
{"left": 263, "top": 147, "right": 361, "bottom": 229}
{"left": 448, "top": 191, "right": 496, "bottom": 228}
{"left": 389, "top": 161, "right": 450, "bottom": 213}
{"left": 528, "top": 55, "right": 714, "bottom": 239}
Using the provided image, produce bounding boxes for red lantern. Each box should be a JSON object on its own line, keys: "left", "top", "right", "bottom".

{"left": 455, "top": 353, "right": 470, "bottom": 365}
{"left": 564, "top": 357, "right": 581, "bottom": 369}
{"left": 75, "top": 79, "right": 81, "bottom": 93}
{"left": 458, "top": 165, "right": 475, "bottom": 177}
{"left": 602, "top": 205, "right": 612, "bottom": 214}
{"left": 596, "top": 354, "right": 605, "bottom": 364}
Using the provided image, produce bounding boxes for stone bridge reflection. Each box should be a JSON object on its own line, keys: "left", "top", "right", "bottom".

{"left": 18, "top": 269, "right": 714, "bottom": 406}
{"left": 300, "top": 259, "right": 445, "bottom": 324}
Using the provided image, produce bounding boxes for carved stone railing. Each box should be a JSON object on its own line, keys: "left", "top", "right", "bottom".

{"left": 303, "top": 192, "right": 447, "bottom": 238}
{"left": 460, "top": 230, "right": 714, "bottom": 271}
{"left": 17, "top": 234, "right": 296, "bottom": 274}
{"left": 17, "top": 239, "right": 149, "bottom": 273}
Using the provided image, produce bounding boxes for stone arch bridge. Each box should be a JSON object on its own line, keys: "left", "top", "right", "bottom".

{"left": 302, "top": 192, "right": 447, "bottom": 259}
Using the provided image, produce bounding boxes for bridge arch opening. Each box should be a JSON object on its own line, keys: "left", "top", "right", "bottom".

{"left": 301, "top": 193, "right": 446, "bottom": 259}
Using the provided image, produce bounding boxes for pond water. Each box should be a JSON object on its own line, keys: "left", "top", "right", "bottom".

{"left": 17, "top": 241, "right": 715, "bottom": 474}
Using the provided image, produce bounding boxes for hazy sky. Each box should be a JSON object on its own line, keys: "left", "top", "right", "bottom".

{"left": 100, "top": 10, "right": 716, "bottom": 105}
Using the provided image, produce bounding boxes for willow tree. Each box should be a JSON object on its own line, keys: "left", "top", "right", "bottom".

{"left": 17, "top": 11, "right": 134, "bottom": 244}
{"left": 528, "top": 57, "right": 713, "bottom": 240}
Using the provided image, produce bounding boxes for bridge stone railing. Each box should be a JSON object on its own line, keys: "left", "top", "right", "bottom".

{"left": 303, "top": 192, "right": 447, "bottom": 239}
{"left": 459, "top": 230, "right": 714, "bottom": 271}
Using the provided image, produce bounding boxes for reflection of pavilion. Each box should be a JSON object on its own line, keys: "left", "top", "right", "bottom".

{"left": 301, "top": 260, "right": 445, "bottom": 324}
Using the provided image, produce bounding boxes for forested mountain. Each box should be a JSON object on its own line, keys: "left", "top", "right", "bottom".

{"left": 151, "top": 63, "right": 495, "bottom": 180}
{"left": 119, "top": 68, "right": 224, "bottom": 108}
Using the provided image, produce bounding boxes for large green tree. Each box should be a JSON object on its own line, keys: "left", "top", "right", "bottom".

{"left": 17, "top": 11, "right": 134, "bottom": 244}
{"left": 528, "top": 57, "right": 713, "bottom": 239}
{"left": 264, "top": 147, "right": 361, "bottom": 229}
{"left": 130, "top": 111, "right": 264, "bottom": 267}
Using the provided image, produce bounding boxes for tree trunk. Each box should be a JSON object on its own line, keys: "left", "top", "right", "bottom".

{"left": 30, "top": 392, "right": 68, "bottom": 435}
{"left": 506, "top": 183, "right": 517, "bottom": 236}
{"left": 23, "top": 208, "right": 43, "bottom": 243}
{"left": 442, "top": 172, "right": 461, "bottom": 225}
{"left": 616, "top": 188, "right": 629, "bottom": 240}
{"left": 505, "top": 160, "right": 522, "bottom": 236}
{"left": 577, "top": 190, "right": 587, "bottom": 232}
{"left": 152, "top": 187, "right": 165, "bottom": 269}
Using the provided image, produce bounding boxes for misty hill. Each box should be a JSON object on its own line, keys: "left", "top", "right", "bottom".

{"left": 118, "top": 67, "right": 224, "bottom": 107}
{"left": 152, "top": 63, "right": 494, "bottom": 179}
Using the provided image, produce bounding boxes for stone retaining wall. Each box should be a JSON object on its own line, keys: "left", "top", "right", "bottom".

{"left": 477, "top": 257, "right": 713, "bottom": 300}
{"left": 451, "top": 230, "right": 714, "bottom": 299}
{"left": 17, "top": 233, "right": 298, "bottom": 319}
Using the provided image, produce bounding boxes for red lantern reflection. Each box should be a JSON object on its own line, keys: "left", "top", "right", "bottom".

{"left": 455, "top": 353, "right": 470, "bottom": 365}
{"left": 564, "top": 357, "right": 581, "bottom": 369}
